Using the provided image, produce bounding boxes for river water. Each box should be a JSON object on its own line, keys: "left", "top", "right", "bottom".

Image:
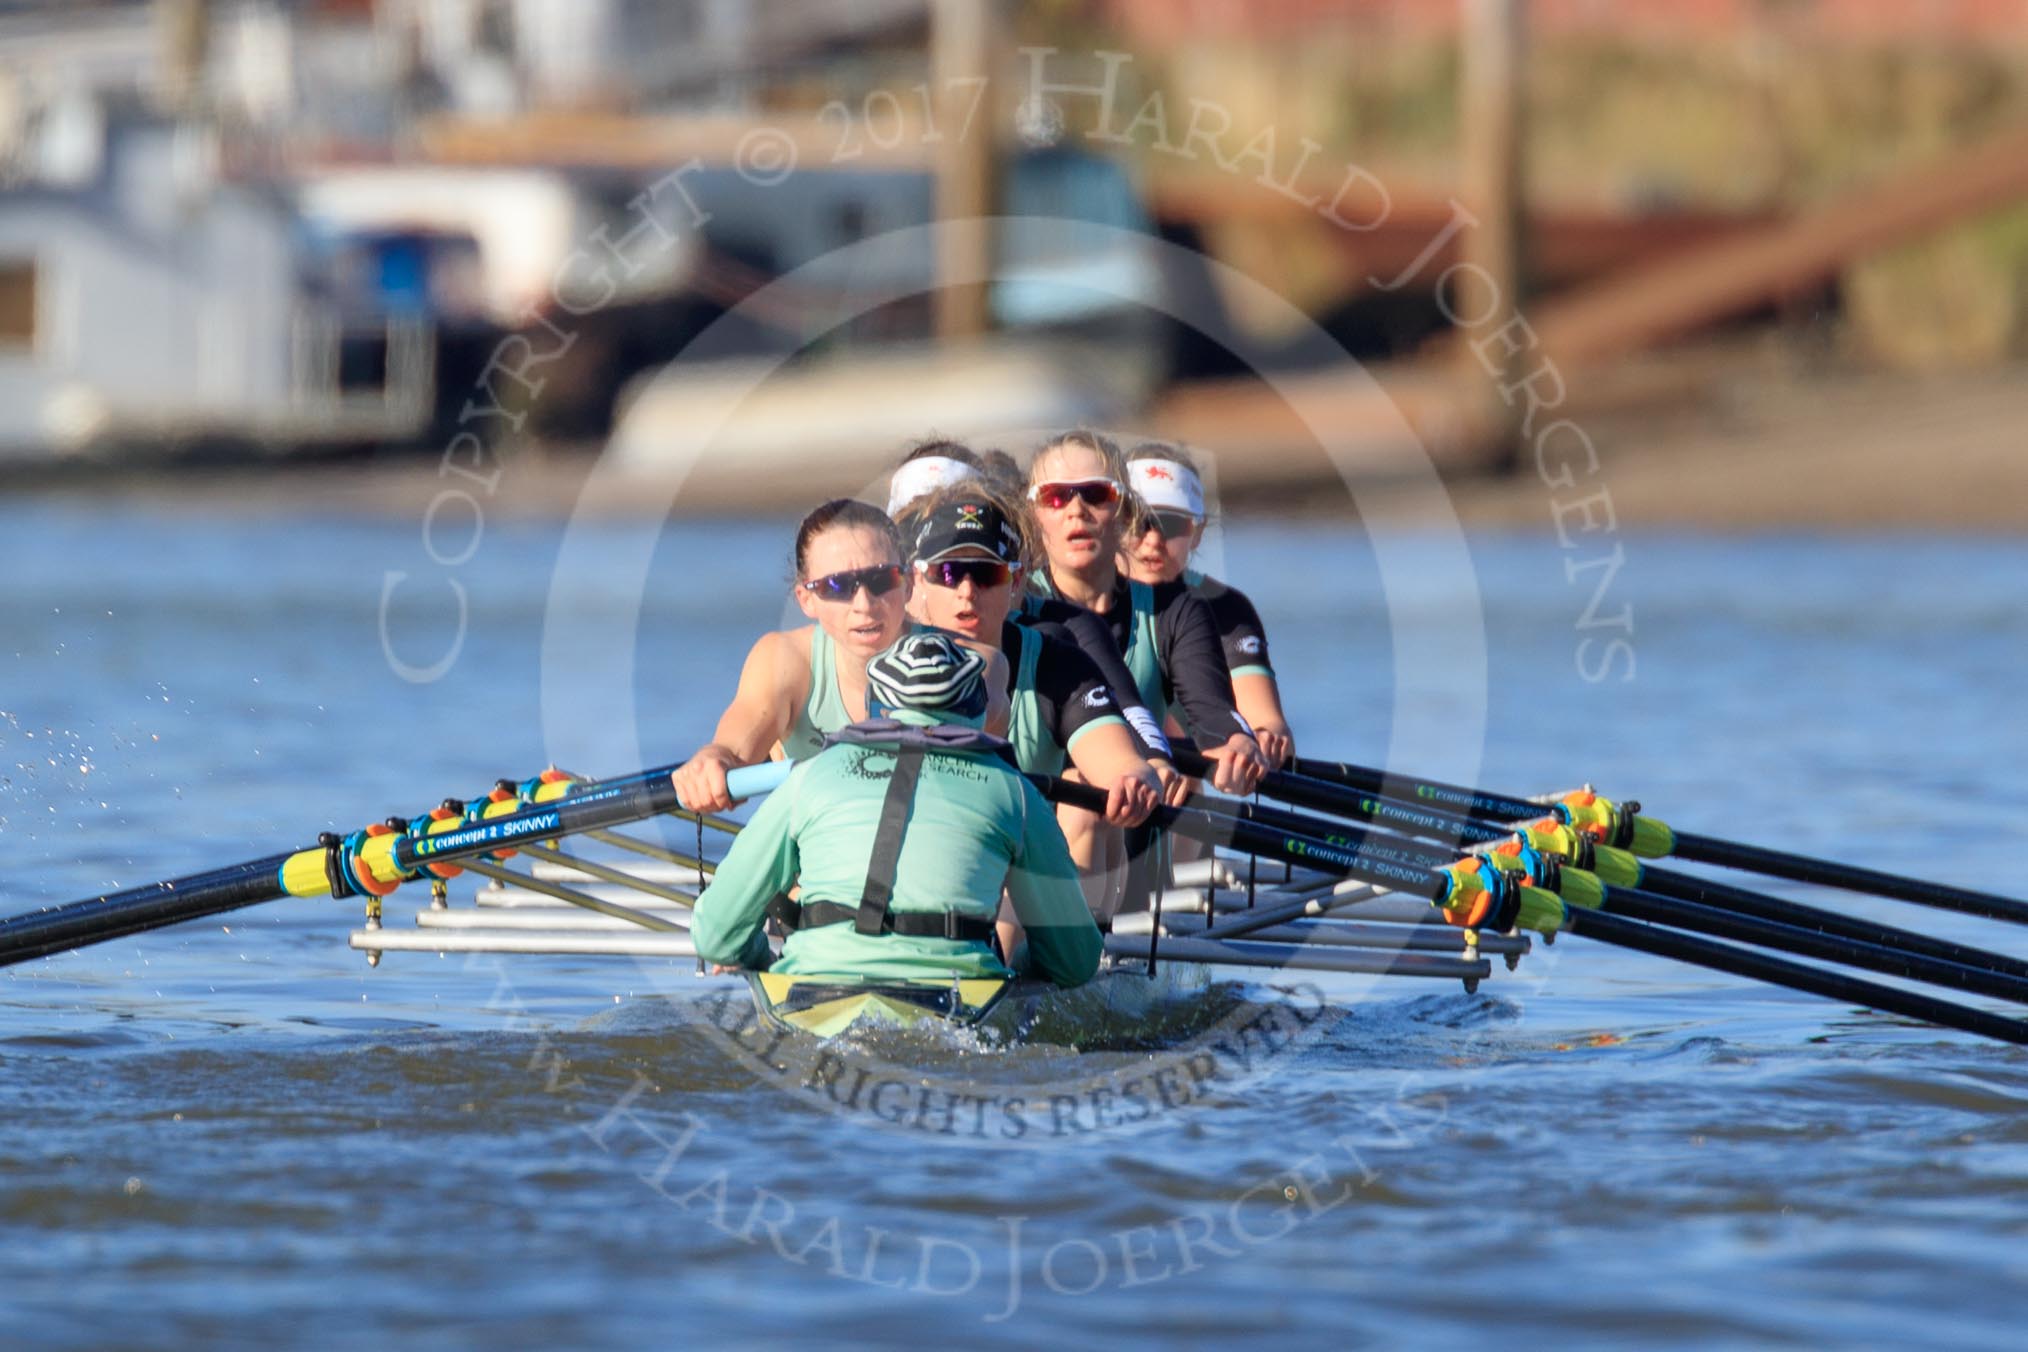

{"left": 2, "top": 500, "right": 2025, "bottom": 1348}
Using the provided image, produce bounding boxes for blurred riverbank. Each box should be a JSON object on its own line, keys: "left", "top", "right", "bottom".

{"left": 5, "top": 355, "right": 2024, "bottom": 532}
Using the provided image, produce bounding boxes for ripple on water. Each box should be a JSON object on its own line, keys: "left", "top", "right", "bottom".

{"left": 0, "top": 1027, "right": 152, "bottom": 1051}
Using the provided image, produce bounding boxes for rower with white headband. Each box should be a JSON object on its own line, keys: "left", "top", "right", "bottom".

{"left": 885, "top": 439, "right": 983, "bottom": 519}
{"left": 1122, "top": 443, "right": 1296, "bottom": 767}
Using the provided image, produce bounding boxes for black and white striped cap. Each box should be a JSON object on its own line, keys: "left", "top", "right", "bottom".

{"left": 865, "top": 631, "right": 989, "bottom": 723}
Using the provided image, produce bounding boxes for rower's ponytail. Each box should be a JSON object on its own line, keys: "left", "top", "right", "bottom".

{"left": 791, "top": 498, "right": 901, "bottom": 580}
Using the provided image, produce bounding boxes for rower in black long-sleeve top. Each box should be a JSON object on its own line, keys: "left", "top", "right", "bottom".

{"left": 1022, "top": 431, "right": 1265, "bottom": 798}
{"left": 1025, "top": 574, "right": 1250, "bottom": 752}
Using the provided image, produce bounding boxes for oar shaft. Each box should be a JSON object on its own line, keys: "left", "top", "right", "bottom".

{"left": 384, "top": 761, "right": 781, "bottom": 884}
{"left": 3, "top": 760, "right": 786, "bottom": 969}
{"left": 1637, "top": 865, "right": 2028, "bottom": 984}
{"left": 1600, "top": 885, "right": 2028, "bottom": 1007}
{"left": 1290, "top": 755, "right": 2028, "bottom": 928}
{"left": 0, "top": 853, "right": 299, "bottom": 968}
{"left": 1104, "top": 778, "right": 2028, "bottom": 1042}
{"left": 1176, "top": 800, "right": 1462, "bottom": 940}
{"left": 1565, "top": 908, "right": 2028, "bottom": 1047}
{"left": 0, "top": 768, "right": 689, "bottom": 969}
{"left": 1227, "top": 780, "right": 2028, "bottom": 987}
{"left": 1289, "top": 755, "right": 1542, "bottom": 823}
{"left": 1032, "top": 776, "right": 1445, "bottom": 903}
{"left": 1669, "top": 830, "right": 2028, "bottom": 926}
{"left": 1172, "top": 748, "right": 1519, "bottom": 846}
{"left": 1204, "top": 797, "right": 1451, "bottom": 870}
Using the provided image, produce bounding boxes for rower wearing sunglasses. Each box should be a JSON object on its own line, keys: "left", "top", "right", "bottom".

{"left": 905, "top": 487, "right": 1163, "bottom": 821}
{"left": 1122, "top": 443, "right": 1296, "bottom": 768}
{"left": 1023, "top": 431, "right": 1268, "bottom": 799}
{"left": 672, "top": 498, "right": 1008, "bottom": 815}
{"left": 891, "top": 442, "right": 1172, "bottom": 765}
{"left": 688, "top": 630, "right": 1102, "bottom": 989}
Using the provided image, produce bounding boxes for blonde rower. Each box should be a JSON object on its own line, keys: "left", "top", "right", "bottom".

{"left": 1023, "top": 431, "right": 1267, "bottom": 797}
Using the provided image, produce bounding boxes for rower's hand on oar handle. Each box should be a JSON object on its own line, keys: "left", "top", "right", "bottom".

{"left": 1102, "top": 765, "right": 1163, "bottom": 828}
{"left": 1148, "top": 758, "right": 1192, "bottom": 808}
{"left": 1253, "top": 720, "right": 1294, "bottom": 769}
{"left": 673, "top": 745, "right": 742, "bottom": 814}
{"left": 1201, "top": 733, "right": 1269, "bottom": 797}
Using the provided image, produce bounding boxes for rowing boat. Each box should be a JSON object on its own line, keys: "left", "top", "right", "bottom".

{"left": 744, "top": 961, "right": 1221, "bottom": 1042}
{"left": 344, "top": 844, "right": 1520, "bottom": 1044}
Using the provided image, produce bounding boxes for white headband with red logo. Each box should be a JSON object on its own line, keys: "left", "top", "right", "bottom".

{"left": 1128, "top": 459, "right": 1205, "bottom": 519}
{"left": 886, "top": 456, "right": 979, "bottom": 517}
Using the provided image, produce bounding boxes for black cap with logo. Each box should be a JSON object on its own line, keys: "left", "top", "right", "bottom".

{"left": 911, "top": 499, "right": 1023, "bottom": 565}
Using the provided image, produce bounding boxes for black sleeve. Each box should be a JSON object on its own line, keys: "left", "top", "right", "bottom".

{"left": 1026, "top": 625, "right": 1138, "bottom": 756}
{"left": 1153, "top": 581, "right": 1252, "bottom": 749}
{"left": 1196, "top": 576, "right": 1272, "bottom": 675}
{"left": 1025, "top": 605, "right": 1170, "bottom": 759}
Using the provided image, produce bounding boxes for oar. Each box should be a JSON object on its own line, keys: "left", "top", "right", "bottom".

{"left": 1183, "top": 795, "right": 2028, "bottom": 1008}
{"left": 1556, "top": 906, "right": 2028, "bottom": 1047}
{"left": 0, "top": 761, "right": 787, "bottom": 969}
{"left": 1288, "top": 754, "right": 2028, "bottom": 926}
{"left": 1171, "top": 748, "right": 2028, "bottom": 987}
{"left": 1033, "top": 777, "right": 2028, "bottom": 1046}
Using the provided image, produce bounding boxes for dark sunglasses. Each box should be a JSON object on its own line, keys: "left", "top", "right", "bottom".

{"left": 800, "top": 564, "right": 904, "bottom": 602}
{"left": 1146, "top": 511, "right": 1199, "bottom": 541}
{"left": 1029, "top": 478, "right": 1121, "bottom": 511}
{"left": 917, "top": 558, "right": 1012, "bottom": 590}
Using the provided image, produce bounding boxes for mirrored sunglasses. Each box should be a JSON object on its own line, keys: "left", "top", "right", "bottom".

{"left": 800, "top": 564, "right": 905, "bottom": 602}
{"left": 1029, "top": 478, "right": 1121, "bottom": 511}
{"left": 917, "top": 558, "right": 1012, "bottom": 589}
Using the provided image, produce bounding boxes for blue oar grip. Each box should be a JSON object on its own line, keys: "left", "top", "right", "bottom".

{"left": 725, "top": 760, "right": 793, "bottom": 802}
